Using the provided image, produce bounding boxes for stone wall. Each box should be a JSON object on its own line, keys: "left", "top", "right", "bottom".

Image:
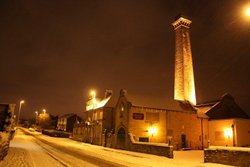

{"left": 204, "top": 147, "right": 250, "bottom": 167}
{"left": 128, "top": 133, "right": 173, "bottom": 158}
{"left": 0, "top": 139, "right": 9, "bottom": 160}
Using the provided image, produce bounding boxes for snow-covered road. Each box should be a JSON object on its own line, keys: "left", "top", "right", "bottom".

{"left": 0, "top": 129, "right": 120, "bottom": 167}
{"left": 0, "top": 128, "right": 232, "bottom": 167}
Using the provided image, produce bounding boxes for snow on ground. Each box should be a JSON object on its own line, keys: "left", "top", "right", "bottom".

{"left": 0, "top": 129, "right": 97, "bottom": 167}
{"left": 0, "top": 128, "right": 234, "bottom": 167}
{"left": 0, "top": 129, "right": 64, "bottom": 167}
{"left": 208, "top": 146, "right": 250, "bottom": 152}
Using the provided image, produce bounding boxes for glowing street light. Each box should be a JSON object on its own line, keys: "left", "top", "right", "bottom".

{"left": 42, "top": 109, "right": 46, "bottom": 114}
{"left": 224, "top": 128, "right": 233, "bottom": 139}
{"left": 35, "top": 111, "right": 39, "bottom": 125}
{"left": 148, "top": 126, "right": 157, "bottom": 137}
{"left": 90, "top": 90, "right": 96, "bottom": 99}
{"left": 17, "top": 100, "right": 25, "bottom": 125}
{"left": 246, "top": 7, "right": 250, "bottom": 17}
{"left": 242, "top": 3, "right": 250, "bottom": 20}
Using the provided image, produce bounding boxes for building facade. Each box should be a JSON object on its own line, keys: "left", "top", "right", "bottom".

{"left": 72, "top": 15, "right": 250, "bottom": 154}
{"left": 72, "top": 90, "right": 115, "bottom": 146}
{"left": 57, "top": 114, "right": 81, "bottom": 132}
{"left": 73, "top": 89, "right": 209, "bottom": 150}
{"left": 114, "top": 89, "right": 208, "bottom": 150}
{"left": 197, "top": 94, "right": 250, "bottom": 147}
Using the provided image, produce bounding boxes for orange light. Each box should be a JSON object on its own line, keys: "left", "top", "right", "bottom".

{"left": 246, "top": 7, "right": 250, "bottom": 16}
{"left": 90, "top": 90, "right": 96, "bottom": 98}
{"left": 148, "top": 127, "right": 157, "bottom": 136}
{"left": 224, "top": 128, "right": 233, "bottom": 138}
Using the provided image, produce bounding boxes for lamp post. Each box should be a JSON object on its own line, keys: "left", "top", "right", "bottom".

{"left": 148, "top": 126, "right": 157, "bottom": 142}
{"left": 35, "top": 111, "right": 38, "bottom": 125}
{"left": 17, "top": 100, "right": 25, "bottom": 125}
{"left": 89, "top": 90, "right": 96, "bottom": 144}
{"left": 42, "top": 109, "right": 46, "bottom": 114}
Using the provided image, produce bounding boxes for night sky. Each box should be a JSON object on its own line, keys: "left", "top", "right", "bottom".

{"left": 0, "top": 0, "right": 249, "bottom": 119}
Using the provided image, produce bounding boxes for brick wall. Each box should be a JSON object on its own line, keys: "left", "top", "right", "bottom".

{"left": 168, "top": 111, "right": 208, "bottom": 150}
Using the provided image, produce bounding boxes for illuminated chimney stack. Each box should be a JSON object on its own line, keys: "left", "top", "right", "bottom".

{"left": 172, "top": 15, "right": 196, "bottom": 105}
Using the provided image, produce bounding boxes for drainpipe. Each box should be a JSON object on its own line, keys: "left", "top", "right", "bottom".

{"left": 201, "top": 118, "right": 204, "bottom": 149}
{"left": 232, "top": 123, "right": 235, "bottom": 146}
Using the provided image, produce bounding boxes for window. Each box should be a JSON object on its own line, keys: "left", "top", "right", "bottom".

{"left": 120, "top": 103, "right": 125, "bottom": 118}
{"left": 121, "top": 103, "right": 125, "bottom": 111}
{"left": 93, "top": 112, "right": 97, "bottom": 121}
{"left": 99, "top": 111, "right": 103, "bottom": 120}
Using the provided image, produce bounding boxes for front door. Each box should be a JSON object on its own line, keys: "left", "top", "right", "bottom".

{"left": 117, "top": 128, "right": 126, "bottom": 149}
{"left": 181, "top": 134, "right": 187, "bottom": 148}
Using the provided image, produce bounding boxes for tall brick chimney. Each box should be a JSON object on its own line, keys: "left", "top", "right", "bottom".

{"left": 172, "top": 15, "right": 196, "bottom": 105}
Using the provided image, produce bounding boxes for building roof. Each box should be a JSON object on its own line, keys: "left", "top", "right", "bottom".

{"left": 196, "top": 93, "right": 250, "bottom": 120}
{"left": 84, "top": 89, "right": 249, "bottom": 120}
{"left": 123, "top": 90, "right": 197, "bottom": 113}
{"left": 59, "top": 113, "right": 76, "bottom": 119}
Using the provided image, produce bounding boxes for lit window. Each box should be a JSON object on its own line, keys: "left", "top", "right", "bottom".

{"left": 120, "top": 103, "right": 125, "bottom": 118}
{"left": 121, "top": 104, "right": 125, "bottom": 111}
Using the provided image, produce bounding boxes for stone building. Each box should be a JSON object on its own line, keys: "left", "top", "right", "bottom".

{"left": 114, "top": 89, "right": 208, "bottom": 150}
{"left": 72, "top": 15, "right": 250, "bottom": 155}
{"left": 197, "top": 93, "right": 250, "bottom": 147}
{"left": 57, "top": 113, "right": 81, "bottom": 132}
{"left": 72, "top": 90, "right": 115, "bottom": 146}
{"left": 73, "top": 89, "right": 208, "bottom": 150}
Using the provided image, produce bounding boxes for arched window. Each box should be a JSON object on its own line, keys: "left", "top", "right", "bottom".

{"left": 120, "top": 103, "right": 125, "bottom": 118}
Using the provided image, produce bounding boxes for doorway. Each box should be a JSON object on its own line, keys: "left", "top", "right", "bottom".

{"left": 181, "top": 134, "right": 187, "bottom": 148}
{"left": 117, "top": 127, "right": 126, "bottom": 149}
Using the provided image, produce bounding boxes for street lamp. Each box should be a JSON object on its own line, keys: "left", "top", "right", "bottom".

{"left": 17, "top": 100, "right": 25, "bottom": 125}
{"left": 42, "top": 109, "right": 46, "bottom": 114}
{"left": 148, "top": 126, "right": 157, "bottom": 137}
{"left": 246, "top": 7, "right": 250, "bottom": 17}
{"left": 242, "top": 3, "right": 250, "bottom": 20}
{"left": 35, "top": 111, "right": 38, "bottom": 125}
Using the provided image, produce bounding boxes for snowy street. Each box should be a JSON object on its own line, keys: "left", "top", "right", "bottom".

{"left": 0, "top": 128, "right": 232, "bottom": 167}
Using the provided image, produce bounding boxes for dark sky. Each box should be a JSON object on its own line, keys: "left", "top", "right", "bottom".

{"left": 0, "top": 0, "right": 249, "bottom": 118}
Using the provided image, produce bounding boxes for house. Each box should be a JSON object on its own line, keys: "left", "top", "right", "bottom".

{"left": 197, "top": 94, "right": 250, "bottom": 147}
{"left": 72, "top": 90, "right": 115, "bottom": 146}
{"left": 57, "top": 114, "right": 81, "bottom": 132}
